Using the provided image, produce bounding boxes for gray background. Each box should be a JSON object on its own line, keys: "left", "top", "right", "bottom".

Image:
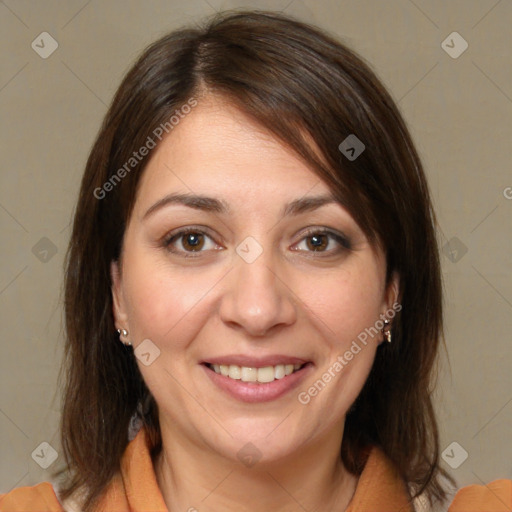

{"left": 1, "top": 0, "right": 511, "bottom": 498}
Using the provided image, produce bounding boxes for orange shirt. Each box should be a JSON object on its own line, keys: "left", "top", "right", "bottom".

{"left": 1, "top": 425, "right": 510, "bottom": 511}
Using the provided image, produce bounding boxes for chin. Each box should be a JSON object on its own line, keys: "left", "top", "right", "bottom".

{"left": 210, "top": 419, "right": 305, "bottom": 461}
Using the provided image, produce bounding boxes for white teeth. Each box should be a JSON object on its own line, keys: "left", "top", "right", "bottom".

{"left": 241, "top": 366, "right": 258, "bottom": 382}
{"left": 257, "top": 366, "right": 275, "bottom": 383}
{"left": 209, "top": 362, "right": 305, "bottom": 383}
{"left": 274, "top": 364, "right": 285, "bottom": 379}
{"left": 228, "top": 365, "right": 241, "bottom": 379}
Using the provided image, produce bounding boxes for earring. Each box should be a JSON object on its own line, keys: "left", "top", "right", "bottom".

{"left": 117, "top": 328, "right": 132, "bottom": 346}
{"left": 382, "top": 320, "right": 392, "bottom": 343}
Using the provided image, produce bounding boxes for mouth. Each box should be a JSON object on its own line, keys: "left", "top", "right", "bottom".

{"left": 199, "top": 353, "right": 314, "bottom": 403}
{"left": 202, "top": 362, "right": 310, "bottom": 384}
{"left": 201, "top": 361, "right": 313, "bottom": 403}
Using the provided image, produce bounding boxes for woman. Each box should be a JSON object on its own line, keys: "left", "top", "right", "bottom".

{"left": 1, "top": 10, "right": 510, "bottom": 512}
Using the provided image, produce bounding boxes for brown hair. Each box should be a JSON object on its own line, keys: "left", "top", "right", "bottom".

{"left": 51, "top": 9, "right": 456, "bottom": 511}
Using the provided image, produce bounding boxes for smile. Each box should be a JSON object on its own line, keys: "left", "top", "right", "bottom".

{"left": 201, "top": 362, "right": 313, "bottom": 403}
{"left": 205, "top": 363, "right": 305, "bottom": 383}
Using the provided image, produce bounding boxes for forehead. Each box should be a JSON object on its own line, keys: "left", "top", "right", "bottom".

{"left": 133, "top": 96, "right": 332, "bottom": 213}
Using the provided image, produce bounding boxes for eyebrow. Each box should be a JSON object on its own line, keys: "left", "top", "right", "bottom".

{"left": 142, "top": 192, "right": 340, "bottom": 220}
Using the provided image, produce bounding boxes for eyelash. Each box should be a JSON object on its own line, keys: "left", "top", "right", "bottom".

{"left": 163, "top": 227, "right": 351, "bottom": 259}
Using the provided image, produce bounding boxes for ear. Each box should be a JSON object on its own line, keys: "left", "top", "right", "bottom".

{"left": 385, "top": 271, "right": 400, "bottom": 312}
{"left": 378, "top": 271, "right": 400, "bottom": 345}
{"left": 110, "top": 260, "right": 129, "bottom": 329}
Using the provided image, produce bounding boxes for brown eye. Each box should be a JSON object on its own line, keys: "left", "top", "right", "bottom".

{"left": 306, "top": 233, "right": 329, "bottom": 251}
{"left": 293, "top": 229, "right": 351, "bottom": 255}
{"left": 181, "top": 232, "right": 205, "bottom": 251}
{"left": 164, "top": 228, "right": 218, "bottom": 257}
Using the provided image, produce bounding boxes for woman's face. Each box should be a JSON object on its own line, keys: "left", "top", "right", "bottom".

{"left": 111, "top": 95, "right": 398, "bottom": 464}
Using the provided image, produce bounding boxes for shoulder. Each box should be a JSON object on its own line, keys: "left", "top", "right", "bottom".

{"left": 449, "top": 479, "right": 512, "bottom": 511}
{"left": 0, "top": 482, "right": 63, "bottom": 511}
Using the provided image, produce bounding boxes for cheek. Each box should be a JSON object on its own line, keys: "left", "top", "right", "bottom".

{"left": 299, "top": 262, "right": 385, "bottom": 348}
{"left": 122, "top": 250, "right": 218, "bottom": 346}
{"left": 295, "top": 266, "right": 383, "bottom": 425}
{"left": 312, "top": 263, "right": 384, "bottom": 404}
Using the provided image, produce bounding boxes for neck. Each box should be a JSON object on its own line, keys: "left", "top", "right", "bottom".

{"left": 154, "top": 424, "right": 358, "bottom": 512}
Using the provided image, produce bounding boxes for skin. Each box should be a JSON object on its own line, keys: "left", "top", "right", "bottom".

{"left": 111, "top": 95, "right": 399, "bottom": 512}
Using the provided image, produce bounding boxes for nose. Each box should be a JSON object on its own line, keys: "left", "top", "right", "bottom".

{"left": 219, "top": 250, "right": 297, "bottom": 337}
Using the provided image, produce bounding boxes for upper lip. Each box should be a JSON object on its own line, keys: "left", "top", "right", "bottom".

{"left": 202, "top": 355, "right": 310, "bottom": 368}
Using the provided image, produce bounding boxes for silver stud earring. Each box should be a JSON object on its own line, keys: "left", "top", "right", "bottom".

{"left": 117, "top": 328, "right": 132, "bottom": 346}
{"left": 382, "top": 320, "right": 392, "bottom": 343}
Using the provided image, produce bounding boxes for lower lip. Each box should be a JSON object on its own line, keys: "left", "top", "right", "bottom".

{"left": 201, "top": 363, "right": 314, "bottom": 403}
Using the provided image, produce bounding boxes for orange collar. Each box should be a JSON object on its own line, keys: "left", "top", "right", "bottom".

{"left": 91, "top": 426, "right": 414, "bottom": 511}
